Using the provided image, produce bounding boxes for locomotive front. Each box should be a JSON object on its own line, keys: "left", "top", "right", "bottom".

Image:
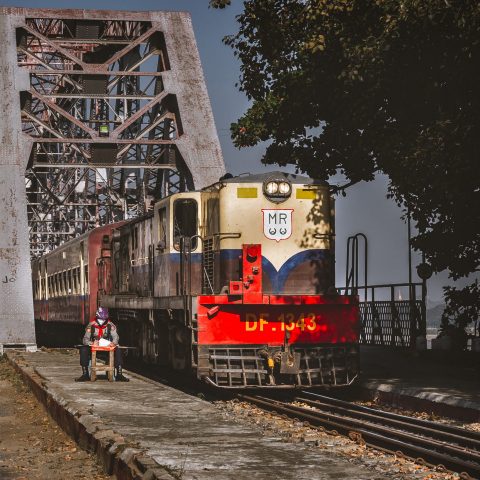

{"left": 195, "top": 172, "right": 359, "bottom": 387}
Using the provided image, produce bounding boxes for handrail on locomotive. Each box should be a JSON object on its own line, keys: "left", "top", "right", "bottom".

{"left": 179, "top": 232, "right": 242, "bottom": 327}
{"left": 345, "top": 233, "right": 368, "bottom": 300}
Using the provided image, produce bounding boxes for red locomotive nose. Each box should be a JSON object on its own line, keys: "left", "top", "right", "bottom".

{"left": 246, "top": 245, "right": 259, "bottom": 261}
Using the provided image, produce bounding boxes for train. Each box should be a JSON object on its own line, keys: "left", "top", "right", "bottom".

{"left": 32, "top": 171, "right": 360, "bottom": 388}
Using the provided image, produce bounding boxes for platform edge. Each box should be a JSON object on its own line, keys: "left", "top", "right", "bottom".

{"left": 4, "top": 352, "right": 177, "bottom": 480}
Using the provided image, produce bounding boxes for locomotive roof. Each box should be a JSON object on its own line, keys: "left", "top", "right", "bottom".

{"left": 216, "top": 171, "right": 329, "bottom": 186}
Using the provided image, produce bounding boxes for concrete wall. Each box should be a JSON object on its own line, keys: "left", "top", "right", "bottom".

{"left": 0, "top": 13, "right": 35, "bottom": 345}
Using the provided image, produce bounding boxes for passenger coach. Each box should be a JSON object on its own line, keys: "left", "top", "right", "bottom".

{"left": 32, "top": 222, "right": 124, "bottom": 344}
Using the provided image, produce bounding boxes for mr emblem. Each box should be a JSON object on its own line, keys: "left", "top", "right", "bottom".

{"left": 262, "top": 209, "right": 293, "bottom": 242}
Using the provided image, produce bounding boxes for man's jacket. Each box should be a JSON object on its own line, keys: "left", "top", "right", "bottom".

{"left": 82, "top": 319, "right": 119, "bottom": 346}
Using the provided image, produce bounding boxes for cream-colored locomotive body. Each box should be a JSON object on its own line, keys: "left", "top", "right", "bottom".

{"left": 198, "top": 173, "right": 335, "bottom": 296}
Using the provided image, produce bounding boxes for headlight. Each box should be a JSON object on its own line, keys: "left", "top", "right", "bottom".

{"left": 265, "top": 181, "right": 279, "bottom": 195}
{"left": 278, "top": 181, "right": 291, "bottom": 195}
{"left": 263, "top": 178, "right": 292, "bottom": 202}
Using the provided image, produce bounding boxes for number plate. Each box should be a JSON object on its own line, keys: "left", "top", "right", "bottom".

{"left": 241, "top": 311, "right": 325, "bottom": 333}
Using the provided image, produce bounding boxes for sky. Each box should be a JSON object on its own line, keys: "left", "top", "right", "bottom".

{"left": 5, "top": 0, "right": 459, "bottom": 302}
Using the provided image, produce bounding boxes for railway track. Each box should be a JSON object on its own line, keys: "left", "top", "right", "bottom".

{"left": 239, "top": 391, "right": 480, "bottom": 479}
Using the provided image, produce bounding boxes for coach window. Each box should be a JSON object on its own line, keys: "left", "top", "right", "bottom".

{"left": 157, "top": 207, "right": 167, "bottom": 251}
{"left": 68, "top": 270, "right": 72, "bottom": 294}
{"left": 84, "top": 265, "right": 89, "bottom": 293}
{"left": 77, "top": 267, "right": 81, "bottom": 293}
{"left": 131, "top": 226, "right": 138, "bottom": 250}
{"left": 71, "top": 269, "right": 76, "bottom": 294}
{"left": 173, "top": 199, "right": 198, "bottom": 251}
{"left": 74, "top": 267, "right": 79, "bottom": 294}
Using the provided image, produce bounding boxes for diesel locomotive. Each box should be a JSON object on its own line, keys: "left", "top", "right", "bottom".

{"left": 32, "top": 171, "right": 359, "bottom": 388}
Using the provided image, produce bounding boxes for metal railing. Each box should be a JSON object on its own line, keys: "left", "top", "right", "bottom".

{"left": 338, "top": 283, "right": 426, "bottom": 348}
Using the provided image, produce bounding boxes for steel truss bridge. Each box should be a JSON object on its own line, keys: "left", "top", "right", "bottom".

{"left": 13, "top": 9, "right": 225, "bottom": 256}
{"left": 0, "top": 8, "right": 225, "bottom": 347}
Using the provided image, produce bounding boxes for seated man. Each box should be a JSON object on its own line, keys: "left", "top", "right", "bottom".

{"left": 75, "top": 306, "right": 129, "bottom": 382}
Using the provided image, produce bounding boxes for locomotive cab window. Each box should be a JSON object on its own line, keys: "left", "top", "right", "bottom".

{"left": 173, "top": 199, "right": 198, "bottom": 251}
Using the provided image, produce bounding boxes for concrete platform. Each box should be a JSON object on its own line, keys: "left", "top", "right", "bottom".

{"left": 5, "top": 349, "right": 385, "bottom": 480}
{"left": 359, "top": 346, "right": 480, "bottom": 421}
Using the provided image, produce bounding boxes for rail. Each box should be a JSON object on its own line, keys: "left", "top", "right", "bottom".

{"left": 240, "top": 392, "right": 480, "bottom": 478}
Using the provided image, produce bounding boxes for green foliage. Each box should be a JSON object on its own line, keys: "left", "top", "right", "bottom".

{"left": 209, "top": 0, "right": 232, "bottom": 8}
{"left": 438, "top": 316, "right": 468, "bottom": 351}
{"left": 442, "top": 281, "right": 480, "bottom": 331}
{"left": 221, "top": 0, "right": 480, "bottom": 327}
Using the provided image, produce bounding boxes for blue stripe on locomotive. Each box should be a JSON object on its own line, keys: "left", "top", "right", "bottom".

{"left": 219, "top": 249, "right": 329, "bottom": 294}
{"left": 136, "top": 249, "right": 329, "bottom": 295}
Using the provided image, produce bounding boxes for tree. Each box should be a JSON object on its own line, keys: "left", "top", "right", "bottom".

{"left": 212, "top": 0, "right": 480, "bottom": 329}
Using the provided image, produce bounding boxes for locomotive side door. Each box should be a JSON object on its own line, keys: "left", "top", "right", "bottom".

{"left": 153, "top": 193, "right": 203, "bottom": 296}
{"left": 172, "top": 196, "right": 201, "bottom": 296}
